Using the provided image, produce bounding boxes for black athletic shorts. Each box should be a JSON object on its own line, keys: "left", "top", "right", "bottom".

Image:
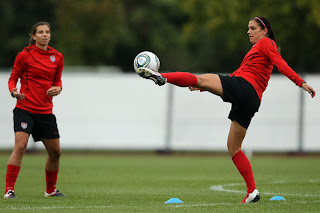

{"left": 13, "top": 107, "right": 60, "bottom": 142}
{"left": 219, "top": 75, "right": 261, "bottom": 129}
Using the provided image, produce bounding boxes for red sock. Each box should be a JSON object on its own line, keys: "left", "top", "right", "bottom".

{"left": 46, "top": 169, "right": 59, "bottom": 193}
{"left": 5, "top": 165, "right": 21, "bottom": 193}
{"left": 161, "top": 72, "right": 197, "bottom": 87}
{"left": 232, "top": 150, "right": 256, "bottom": 193}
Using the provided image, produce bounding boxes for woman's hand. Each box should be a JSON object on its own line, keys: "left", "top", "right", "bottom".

{"left": 301, "top": 83, "right": 316, "bottom": 98}
{"left": 189, "top": 86, "right": 206, "bottom": 92}
{"left": 47, "top": 86, "right": 62, "bottom": 97}
{"left": 189, "top": 86, "right": 200, "bottom": 91}
{"left": 11, "top": 88, "right": 25, "bottom": 100}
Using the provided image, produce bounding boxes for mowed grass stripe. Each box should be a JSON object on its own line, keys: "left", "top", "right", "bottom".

{"left": 0, "top": 152, "right": 319, "bottom": 213}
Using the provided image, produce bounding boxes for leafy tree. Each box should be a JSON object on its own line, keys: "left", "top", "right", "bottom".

{"left": 1, "top": 0, "right": 320, "bottom": 73}
{"left": 0, "top": 0, "right": 57, "bottom": 68}
{"left": 54, "top": 0, "right": 125, "bottom": 66}
{"left": 118, "top": 0, "right": 188, "bottom": 71}
{"left": 179, "top": 0, "right": 320, "bottom": 73}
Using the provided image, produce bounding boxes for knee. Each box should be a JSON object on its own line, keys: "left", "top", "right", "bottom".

{"left": 196, "top": 74, "right": 223, "bottom": 96}
{"left": 50, "top": 149, "right": 62, "bottom": 161}
{"left": 14, "top": 143, "right": 28, "bottom": 156}
{"left": 54, "top": 149, "right": 62, "bottom": 160}
{"left": 196, "top": 75, "right": 207, "bottom": 87}
{"left": 227, "top": 143, "right": 241, "bottom": 157}
{"left": 13, "top": 133, "right": 29, "bottom": 156}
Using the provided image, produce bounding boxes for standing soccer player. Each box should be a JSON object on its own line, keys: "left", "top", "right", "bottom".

{"left": 6, "top": 22, "right": 65, "bottom": 198}
{"left": 136, "top": 16, "right": 316, "bottom": 203}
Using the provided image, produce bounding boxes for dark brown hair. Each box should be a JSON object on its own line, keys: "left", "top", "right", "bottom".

{"left": 29, "top": 22, "right": 51, "bottom": 46}
{"left": 252, "top": 16, "right": 276, "bottom": 42}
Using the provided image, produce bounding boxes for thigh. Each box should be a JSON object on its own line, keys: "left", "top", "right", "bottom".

{"left": 196, "top": 74, "right": 223, "bottom": 97}
{"left": 219, "top": 75, "right": 260, "bottom": 107}
{"left": 32, "top": 114, "right": 60, "bottom": 142}
{"left": 13, "top": 107, "right": 34, "bottom": 135}
{"left": 228, "top": 103, "right": 259, "bottom": 129}
{"left": 14, "top": 131, "right": 30, "bottom": 149}
{"left": 42, "top": 138, "right": 61, "bottom": 162}
{"left": 42, "top": 138, "right": 61, "bottom": 155}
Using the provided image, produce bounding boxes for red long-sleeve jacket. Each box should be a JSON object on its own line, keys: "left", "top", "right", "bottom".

{"left": 231, "top": 37, "right": 304, "bottom": 100}
{"left": 8, "top": 45, "right": 63, "bottom": 114}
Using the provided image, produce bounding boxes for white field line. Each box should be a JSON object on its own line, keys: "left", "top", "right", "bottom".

{"left": 3, "top": 201, "right": 320, "bottom": 210}
{"left": 171, "top": 203, "right": 236, "bottom": 208}
{"left": 3, "top": 180, "right": 319, "bottom": 210}
{"left": 210, "top": 180, "right": 320, "bottom": 197}
{"left": 4, "top": 205, "right": 113, "bottom": 210}
{"left": 172, "top": 200, "right": 320, "bottom": 208}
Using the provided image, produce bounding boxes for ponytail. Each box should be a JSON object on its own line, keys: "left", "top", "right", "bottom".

{"left": 268, "top": 29, "right": 276, "bottom": 42}
{"left": 252, "top": 16, "right": 281, "bottom": 52}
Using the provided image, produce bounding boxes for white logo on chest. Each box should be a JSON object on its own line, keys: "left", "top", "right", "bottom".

{"left": 50, "top": 55, "right": 56, "bottom": 62}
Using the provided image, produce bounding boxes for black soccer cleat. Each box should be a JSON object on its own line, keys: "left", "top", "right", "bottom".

{"left": 45, "top": 189, "right": 65, "bottom": 197}
{"left": 136, "top": 67, "right": 167, "bottom": 86}
{"left": 241, "top": 189, "right": 260, "bottom": 203}
{"left": 4, "top": 190, "right": 16, "bottom": 199}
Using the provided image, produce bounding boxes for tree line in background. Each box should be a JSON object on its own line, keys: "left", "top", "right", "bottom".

{"left": 1, "top": 0, "right": 319, "bottom": 73}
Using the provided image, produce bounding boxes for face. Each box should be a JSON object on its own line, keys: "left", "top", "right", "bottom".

{"left": 32, "top": 25, "right": 51, "bottom": 49}
{"left": 247, "top": 20, "right": 268, "bottom": 44}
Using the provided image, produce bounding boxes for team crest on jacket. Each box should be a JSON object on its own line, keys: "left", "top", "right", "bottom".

{"left": 50, "top": 55, "right": 56, "bottom": 62}
{"left": 21, "top": 122, "right": 28, "bottom": 129}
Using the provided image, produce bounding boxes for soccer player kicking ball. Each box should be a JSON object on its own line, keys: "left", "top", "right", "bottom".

{"left": 136, "top": 16, "right": 316, "bottom": 203}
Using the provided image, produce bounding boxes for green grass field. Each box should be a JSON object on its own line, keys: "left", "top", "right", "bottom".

{"left": 0, "top": 151, "right": 319, "bottom": 212}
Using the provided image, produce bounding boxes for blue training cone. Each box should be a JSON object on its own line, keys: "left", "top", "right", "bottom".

{"left": 270, "top": 196, "right": 286, "bottom": 200}
{"left": 165, "top": 198, "right": 184, "bottom": 204}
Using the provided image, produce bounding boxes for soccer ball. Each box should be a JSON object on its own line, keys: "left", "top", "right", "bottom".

{"left": 133, "top": 51, "right": 160, "bottom": 72}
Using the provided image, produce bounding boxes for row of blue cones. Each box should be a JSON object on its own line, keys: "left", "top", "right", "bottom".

{"left": 165, "top": 196, "right": 285, "bottom": 204}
